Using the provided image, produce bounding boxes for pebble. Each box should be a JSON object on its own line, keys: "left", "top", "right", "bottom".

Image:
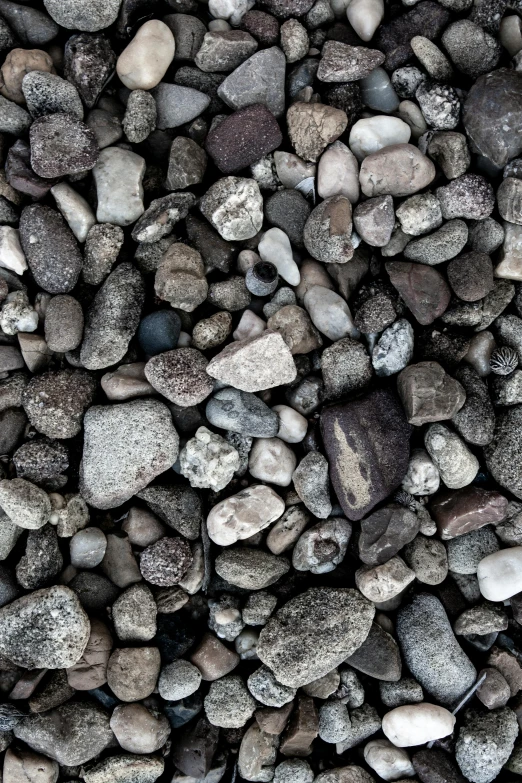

{"left": 364, "top": 739, "right": 415, "bottom": 781}
{"left": 207, "top": 387, "right": 278, "bottom": 437}
{"left": 360, "top": 144, "right": 435, "bottom": 197}
{"left": 287, "top": 101, "right": 348, "bottom": 163}
{"left": 382, "top": 704, "right": 456, "bottom": 747}
{"left": 404, "top": 535, "right": 448, "bottom": 585}
{"left": 110, "top": 704, "right": 170, "bottom": 755}
{"left": 29, "top": 113, "right": 98, "bottom": 178}
{"left": 359, "top": 504, "right": 419, "bottom": 565}
{"left": 43, "top": 0, "right": 121, "bottom": 31}
{"left": 293, "top": 517, "right": 350, "bottom": 574}
{"left": 19, "top": 205, "right": 82, "bottom": 294}
{"left": 398, "top": 361, "right": 465, "bottom": 425}
{"left": 70, "top": 527, "right": 107, "bottom": 569}
{"left": 180, "top": 426, "right": 239, "bottom": 491}
{"left": 455, "top": 708, "right": 518, "bottom": 783}
{"left": 349, "top": 116, "right": 411, "bottom": 161}
{"left": 258, "top": 227, "right": 300, "bottom": 285}
{"left": 92, "top": 147, "right": 145, "bottom": 226}
{"left": 404, "top": 220, "right": 468, "bottom": 265}
{"left": 387, "top": 261, "right": 451, "bottom": 325}
{"left": 317, "top": 141, "right": 359, "bottom": 203}
{"left": 117, "top": 21, "right": 175, "bottom": 90}
{"left": 437, "top": 174, "right": 494, "bottom": 221}
{"left": 317, "top": 41, "right": 384, "bottom": 82}
{"left": 166, "top": 137, "right": 207, "bottom": 191}
{"left": 477, "top": 547, "right": 522, "bottom": 601}
{"left": 359, "top": 68, "right": 399, "bottom": 113}
{"left": 206, "top": 330, "right": 297, "bottom": 391}
{"left": 207, "top": 484, "right": 284, "bottom": 545}
{"left": 372, "top": 319, "right": 414, "bottom": 377}
{"left": 204, "top": 675, "right": 256, "bottom": 728}
{"left": 206, "top": 104, "right": 282, "bottom": 174}
{"left": 200, "top": 176, "right": 263, "bottom": 241}
{"left": 217, "top": 47, "right": 286, "bottom": 117}
{"left": 292, "top": 451, "right": 332, "bottom": 517}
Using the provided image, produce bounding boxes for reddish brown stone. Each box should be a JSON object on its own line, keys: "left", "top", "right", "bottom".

{"left": 430, "top": 486, "right": 508, "bottom": 540}
{"left": 206, "top": 104, "right": 282, "bottom": 174}
{"left": 172, "top": 717, "right": 220, "bottom": 778}
{"left": 280, "top": 696, "right": 318, "bottom": 757}
{"left": 386, "top": 261, "right": 451, "bottom": 325}
{"left": 241, "top": 10, "right": 279, "bottom": 44}
{"left": 190, "top": 632, "right": 240, "bottom": 681}
{"left": 256, "top": 702, "right": 294, "bottom": 735}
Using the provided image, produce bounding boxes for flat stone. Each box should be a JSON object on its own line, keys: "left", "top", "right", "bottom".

{"left": 84, "top": 755, "right": 164, "bottom": 783}
{"left": 154, "top": 82, "right": 211, "bottom": 129}
{"left": 216, "top": 547, "right": 290, "bottom": 589}
{"left": 359, "top": 503, "right": 420, "bottom": 565}
{"left": 430, "top": 486, "right": 508, "bottom": 539}
{"left": 397, "top": 361, "right": 465, "bottom": 425}
{"left": 29, "top": 114, "right": 98, "bottom": 178}
{"left": 346, "top": 622, "right": 402, "bottom": 682}
{"left": 218, "top": 46, "right": 286, "bottom": 116}
{"left": 360, "top": 143, "right": 435, "bottom": 197}
{"left": 386, "top": 261, "right": 451, "bottom": 325}
{"left": 317, "top": 42, "right": 384, "bottom": 82}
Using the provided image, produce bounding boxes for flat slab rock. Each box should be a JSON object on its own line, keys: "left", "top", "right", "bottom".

{"left": 320, "top": 388, "right": 412, "bottom": 521}
{"left": 257, "top": 586, "right": 375, "bottom": 687}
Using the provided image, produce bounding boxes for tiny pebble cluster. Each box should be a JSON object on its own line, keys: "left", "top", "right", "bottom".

{"left": 0, "top": 2, "right": 522, "bottom": 783}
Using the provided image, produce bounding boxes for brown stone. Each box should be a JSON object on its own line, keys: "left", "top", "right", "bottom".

{"left": 66, "top": 618, "right": 113, "bottom": 691}
{"left": 321, "top": 388, "right": 412, "bottom": 521}
{"left": 397, "top": 361, "right": 466, "bottom": 426}
{"left": 488, "top": 647, "right": 522, "bottom": 697}
{"left": 256, "top": 702, "right": 294, "bottom": 735}
{"left": 3, "top": 747, "right": 59, "bottom": 783}
{"left": 287, "top": 101, "right": 348, "bottom": 163}
{"left": 190, "top": 632, "right": 240, "bottom": 681}
{"left": 267, "top": 305, "right": 322, "bottom": 355}
{"left": 430, "top": 486, "right": 509, "bottom": 539}
{"left": 476, "top": 667, "right": 511, "bottom": 710}
{"left": 206, "top": 104, "right": 283, "bottom": 174}
{"left": 9, "top": 669, "right": 46, "bottom": 700}
{"left": 106, "top": 647, "right": 161, "bottom": 702}
{"left": 280, "top": 696, "right": 318, "bottom": 756}
{"left": 0, "top": 49, "right": 55, "bottom": 105}
{"left": 171, "top": 717, "right": 219, "bottom": 778}
{"left": 386, "top": 261, "right": 451, "bottom": 325}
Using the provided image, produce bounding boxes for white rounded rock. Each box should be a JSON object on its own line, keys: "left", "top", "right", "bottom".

{"left": 317, "top": 141, "right": 359, "bottom": 203}
{"left": 402, "top": 448, "right": 440, "bottom": 496}
{"left": 248, "top": 437, "right": 297, "bottom": 487}
{"left": 382, "top": 704, "right": 456, "bottom": 748}
{"left": 0, "top": 226, "right": 27, "bottom": 275}
{"left": 117, "top": 21, "right": 175, "bottom": 91}
{"left": 424, "top": 424, "right": 479, "bottom": 490}
{"left": 272, "top": 404, "right": 308, "bottom": 443}
{"left": 349, "top": 116, "right": 411, "bottom": 162}
{"left": 303, "top": 285, "right": 359, "bottom": 342}
{"left": 364, "top": 739, "right": 415, "bottom": 781}
{"left": 477, "top": 546, "right": 522, "bottom": 601}
{"left": 207, "top": 484, "right": 285, "bottom": 546}
{"left": 346, "top": 0, "right": 384, "bottom": 41}
{"left": 51, "top": 182, "right": 96, "bottom": 243}
{"left": 209, "top": 0, "right": 254, "bottom": 24}
{"left": 258, "top": 227, "right": 301, "bottom": 286}
{"left": 92, "top": 147, "right": 145, "bottom": 227}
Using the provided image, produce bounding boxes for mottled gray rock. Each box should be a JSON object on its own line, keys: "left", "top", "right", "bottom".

{"left": 452, "top": 366, "right": 495, "bottom": 446}
{"left": 292, "top": 451, "right": 332, "bottom": 518}
{"left": 22, "top": 370, "right": 96, "bottom": 440}
{"left": 404, "top": 219, "right": 468, "bottom": 265}
{"left": 345, "top": 622, "right": 402, "bottom": 682}
{"left": 484, "top": 405, "right": 522, "bottom": 499}
{"left": 218, "top": 47, "right": 286, "bottom": 117}
{"left": 293, "top": 518, "right": 351, "bottom": 574}
{"left": 456, "top": 708, "right": 518, "bottom": 783}
{"left": 359, "top": 504, "right": 420, "bottom": 566}
{"left": 204, "top": 675, "right": 256, "bottom": 728}
{"left": 22, "top": 71, "right": 83, "bottom": 120}
{"left": 166, "top": 136, "right": 207, "bottom": 190}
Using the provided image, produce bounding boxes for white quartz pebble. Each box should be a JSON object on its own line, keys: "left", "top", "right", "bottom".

{"left": 116, "top": 20, "right": 175, "bottom": 90}
{"left": 346, "top": 0, "right": 384, "bottom": 41}
{"left": 248, "top": 437, "right": 297, "bottom": 487}
{"left": 477, "top": 546, "right": 522, "bottom": 601}
{"left": 209, "top": 0, "right": 254, "bottom": 25}
{"left": 258, "top": 227, "right": 300, "bottom": 286}
{"left": 51, "top": 182, "right": 96, "bottom": 243}
{"left": 349, "top": 116, "right": 411, "bottom": 161}
{"left": 303, "top": 285, "right": 359, "bottom": 342}
{"left": 233, "top": 310, "right": 266, "bottom": 341}
{"left": 92, "top": 147, "right": 145, "bottom": 227}
{"left": 382, "top": 704, "right": 456, "bottom": 748}
{"left": 0, "top": 226, "right": 27, "bottom": 275}
{"left": 272, "top": 404, "right": 308, "bottom": 443}
{"left": 70, "top": 527, "right": 107, "bottom": 568}
{"left": 207, "top": 484, "right": 285, "bottom": 546}
{"left": 317, "top": 141, "right": 359, "bottom": 203}
{"left": 402, "top": 448, "right": 440, "bottom": 496}
{"left": 364, "top": 739, "right": 415, "bottom": 781}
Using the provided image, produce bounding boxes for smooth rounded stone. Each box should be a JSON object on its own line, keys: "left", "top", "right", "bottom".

{"left": 207, "top": 388, "right": 278, "bottom": 438}
{"left": 441, "top": 20, "right": 501, "bottom": 79}
{"left": 158, "top": 659, "right": 202, "bottom": 701}
{"left": 208, "top": 275, "right": 251, "bottom": 312}
{"left": 304, "top": 195, "right": 353, "bottom": 264}
{"left": 404, "top": 220, "right": 468, "bottom": 265}
{"left": 456, "top": 708, "right": 518, "bottom": 783}
{"left": 447, "top": 251, "right": 494, "bottom": 303}
{"left": 397, "top": 362, "right": 465, "bottom": 426}
{"left": 140, "top": 535, "right": 193, "bottom": 587}
{"left": 0, "top": 584, "right": 89, "bottom": 669}
{"left": 396, "top": 193, "right": 442, "bottom": 238}
{"left": 190, "top": 632, "right": 240, "bottom": 681}
{"left": 154, "top": 82, "right": 211, "bottom": 129}
{"left": 81, "top": 263, "right": 144, "bottom": 370}
{"left": 318, "top": 701, "right": 351, "bottom": 743}
{"left": 205, "top": 675, "right": 256, "bottom": 728}
{"left": 286, "top": 101, "right": 348, "bottom": 163}
{"left": 500, "top": 15, "right": 522, "bottom": 55}
{"left": 107, "top": 647, "right": 161, "bottom": 702}
{"left": 410, "top": 35, "right": 452, "bottom": 81}
{"left": 266, "top": 505, "right": 310, "bottom": 555}
{"left": 360, "top": 144, "right": 435, "bottom": 198}
{"left": 92, "top": 147, "right": 145, "bottom": 226}
{"left": 280, "top": 19, "right": 309, "bottom": 62}
{"left": 14, "top": 701, "right": 112, "bottom": 766}
{"left": 0, "top": 1, "right": 57, "bottom": 46}
{"left": 437, "top": 174, "right": 494, "bottom": 222}
{"left": 424, "top": 424, "right": 479, "bottom": 489}
{"left": 274, "top": 151, "right": 316, "bottom": 188}
{"left": 404, "top": 535, "right": 448, "bottom": 585}
{"left": 353, "top": 195, "right": 395, "bottom": 248}
{"left": 50, "top": 182, "right": 96, "bottom": 244}
{"left": 293, "top": 517, "right": 351, "bottom": 574}
{"left": 18, "top": 205, "right": 82, "bottom": 295}
{"left": 476, "top": 667, "right": 511, "bottom": 710}
{"left": 396, "top": 593, "right": 476, "bottom": 706}
{"left": 427, "top": 132, "right": 470, "bottom": 180}
{"left": 343, "top": 0, "right": 383, "bottom": 40}
{"left": 349, "top": 116, "right": 411, "bottom": 162}
{"left": 122, "top": 90, "right": 156, "bottom": 144}
{"left": 0, "top": 93, "right": 31, "bottom": 136}
{"left": 43, "top": 0, "right": 121, "bottom": 30}
{"left": 317, "top": 141, "right": 359, "bottom": 203}
{"left": 154, "top": 244, "right": 207, "bottom": 313}
{"left": 164, "top": 13, "right": 206, "bottom": 60}
{"left": 69, "top": 571, "right": 118, "bottom": 612}
{"left": 249, "top": 437, "right": 297, "bottom": 487}
{"left": 317, "top": 41, "right": 384, "bottom": 83}
{"left": 110, "top": 583, "right": 156, "bottom": 642}
{"left": 180, "top": 426, "right": 239, "bottom": 491}
{"left": 79, "top": 399, "right": 178, "bottom": 510}
{"left": 44, "top": 295, "right": 83, "bottom": 354}
{"left": 383, "top": 704, "right": 455, "bottom": 748}
{"left": 29, "top": 113, "right": 98, "bottom": 178}
{"left": 248, "top": 665, "right": 296, "bottom": 708}
{"left": 364, "top": 739, "right": 415, "bottom": 782}
{"left": 84, "top": 755, "right": 164, "bottom": 783}
{"left": 258, "top": 228, "right": 300, "bottom": 286}
{"left": 0, "top": 477, "right": 51, "bottom": 530}
{"left": 386, "top": 262, "right": 450, "bottom": 325}
{"left": 266, "top": 304, "right": 321, "bottom": 355}
{"left": 372, "top": 319, "right": 414, "bottom": 378}
{"left": 476, "top": 547, "right": 522, "bottom": 601}
{"left": 356, "top": 556, "right": 415, "bottom": 603}
{"left": 22, "top": 71, "right": 82, "bottom": 122}
{"left": 402, "top": 449, "right": 440, "bottom": 495}
{"left": 121, "top": 507, "right": 165, "bottom": 548}
{"left": 70, "top": 527, "right": 107, "bottom": 569}
{"left": 110, "top": 704, "right": 170, "bottom": 755}
{"left": 101, "top": 363, "right": 154, "bottom": 402}
{"left": 380, "top": 678, "right": 423, "bottom": 710}
{"left": 138, "top": 311, "right": 181, "bottom": 357}
{"left": 257, "top": 587, "right": 375, "bottom": 688}
{"left": 217, "top": 46, "right": 286, "bottom": 117}
{"left": 208, "top": 484, "right": 284, "bottom": 547}
{"left": 359, "top": 68, "right": 399, "bottom": 113}
{"left": 200, "top": 176, "right": 263, "bottom": 241}
{"left": 0, "top": 48, "right": 54, "bottom": 105}
{"left": 207, "top": 330, "right": 297, "bottom": 392}
{"left": 359, "top": 504, "right": 419, "bottom": 566}
{"left": 3, "top": 747, "right": 59, "bottom": 783}
{"left": 292, "top": 451, "right": 332, "bottom": 518}
{"left": 304, "top": 286, "right": 358, "bottom": 343}
{"left": 273, "top": 759, "right": 314, "bottom": 783}
{"left": 484, "top": 405, "right": 522, "bottom": 498}
{"left": 144, "top": 348, "right": 213, "bottom": 406}
{"left": 99, "top": 531, "right": 140, "bottom": 588}
{"left": 117, "top": 21, "right": 175, "bottom": 90}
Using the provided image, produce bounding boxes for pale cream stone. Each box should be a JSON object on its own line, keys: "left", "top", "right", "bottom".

{"left": 382, "top": 704, "right": 456, "bottom": 747}
{"left": 477, "top": 546, "right": 522, "bottom": 601}
{"left": 116, "top": 21, "right": 175, "bottom": 90}
{"left": 207, "top": 484, "right": 285, "bottom": 546}
{"left": 346, "top": 0, "right": 384, "bottom": 41}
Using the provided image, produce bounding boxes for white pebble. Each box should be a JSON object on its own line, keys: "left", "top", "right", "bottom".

{"left": 364, "top": 739, "right": 415, "bottom": 781}
{"left": 303, "top": 285, "right": 359, "bottom": 341}
{"left": 382, "top": 704, "right": 456, "bottom": 747}
{"left": 402, "top": 448, "right": 440, "bottom": 495}
{"left": 346, "top": 0, "right": 384, "bottom": 41}
{"left": 92, "top": 147, "right": 145, "bottom": 226}
{"left": 272, "top": 404, "right": 308, "bottom": 443}
{"left": 499, "top": 15, "right": 522, "bottom": 56}
{"left": 209, "top": 0, "right": 254, "bottom": 25}
{"left": 0, "top": 226, "right": 27, "bottom": 275}
{"left": 117, "top": 20, "right": 175, "bottom": 90}
{"left": 70, "top": 527, "right": 107, "bottom": 568}
{"left": 258, "top": 227, "right": 301, "bottom": 286}
{"left": 477, "top": 546, "right": 522, "bottom": 601}
{"left": 317, "top": 141, "right": 359, "bottom": 203}
{"left": 51, "top": 182, "right": 96, "bottom": 243}
{"left": 349, "top": 116, "right": 411, "bottom": 161}
{"left": 248, "top": 438, "right": 297, "bottom": 487}
{"left": 233, "top": 309, "right": 266, "bottom": 341}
